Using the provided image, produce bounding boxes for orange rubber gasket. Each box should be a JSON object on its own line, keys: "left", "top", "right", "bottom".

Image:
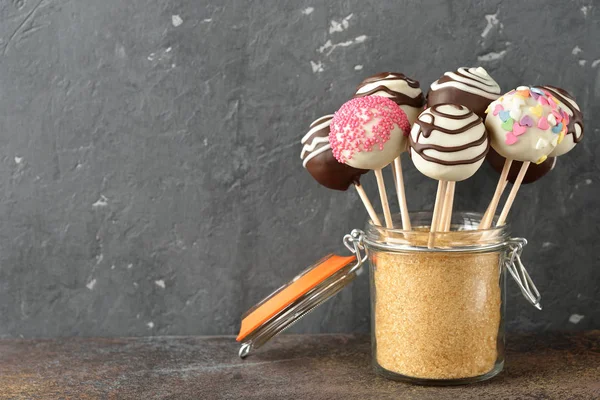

{"left": 236, "top": 254, "right": 356, "bottom": 342}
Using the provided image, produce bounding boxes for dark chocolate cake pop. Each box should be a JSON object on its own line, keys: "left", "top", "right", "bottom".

{"left": 300, "top": 115, "right": 368, "bottom": 191}
{"left": 427, "top": 67, "right": 501, "bottom": 119}
{"left": 486, "top": 147, "right": 556, "bottom": 184}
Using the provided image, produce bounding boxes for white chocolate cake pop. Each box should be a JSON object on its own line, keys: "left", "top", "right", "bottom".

{"left": 485, "top": 86, "right": 567, "bottom": 164}
{"left": 537, "top": 86, "right": 583, "bottom": 157}
{"left": 353, "top": 72, "right": 425, "bottom": 125}
{"left": 409, "top": 104, "right": 489, "bottom": 181}
{"left": 329, "top": 96, "right": 410, "bottom": 170}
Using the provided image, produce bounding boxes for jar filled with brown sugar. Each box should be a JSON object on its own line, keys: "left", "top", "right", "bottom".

{"left": 347, "top": 211, "right": 540, "bottom": 385}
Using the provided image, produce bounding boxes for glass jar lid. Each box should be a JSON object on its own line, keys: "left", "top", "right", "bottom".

{"left": 236, "top": 243, "right": 365, "bottom": 358}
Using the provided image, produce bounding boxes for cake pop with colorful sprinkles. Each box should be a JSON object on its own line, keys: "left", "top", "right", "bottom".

{"left": 485, "top": 86, "right": 568, "bottom": 164}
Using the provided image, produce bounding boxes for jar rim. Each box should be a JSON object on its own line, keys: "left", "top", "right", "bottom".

{"left": 364, "top": 211, "right": 511, "bottom": 253}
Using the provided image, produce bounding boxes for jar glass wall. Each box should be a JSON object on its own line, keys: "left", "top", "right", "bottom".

{"left": 365, "top": 212, "right": 510, "bottom": 385}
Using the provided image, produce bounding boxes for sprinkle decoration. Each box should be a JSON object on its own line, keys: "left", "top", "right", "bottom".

{"left": 530, "top": 87, "right": 545, "bottom": 95}
{"left": 529, "top": 104, "right": 543, "bottom": 117}
{"left": 488, "top": 86, "right": 569, "bottom": 146}
{"left": 513, "top": 123, "right": 527, "bottom": 136}
{"left": 501, "top": 118, "right": 514, "bottom": 131}
{"left": 538, "top": 117, "right": 549, "bottom": 130}
{"left": 509, "top": 107, "right": 521, "bottom": 120}
{"left": 505, "top": 132, "right": 518, "bottom": 145}
{"left": 492, "top": 104, "right": 504, "bottom": 115}
{"left": 329, "top": 96, "right": 410, "bottom": 164}
{"left": 520, "top": 115, "right": 534, "bottom": 127}
{"left": 499, "top": 110, "right": 511, "bottom": 122}
{"left": 552, "top": 123, "right": 564, "bottom": 134}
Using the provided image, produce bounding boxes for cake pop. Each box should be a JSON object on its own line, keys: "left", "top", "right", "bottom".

{"left": 409, "top": 104, "right": 489, "bottom": 182}
{"left": 330, "top": 96, "right": 410, "bottom": 170}
{"left": 536, "top": 85, "right": 584, "bottom": 157}
{"left": 482, "top": 86, "right": 568, "bottom": 227}
{"left": 301, "top": 115, "right": 368, "bottom": 190}
{"left": 353, "top": 72, "right": 424, "bottom": 230}
{"left": 354, "top": 72, "right": 425, "bottom": 124}
{"left": 330, "top": 96, "right": 411, "bottom": 228}
{"left": 409, "top": 104, "right": 489, "bottom": 238}
{"left": 427, "top": 67, "right": 501, "bottom": 118}
{"left": 300, "top": 115, "right": 380, "bottom": 225}
{"left": 485, "top": 87, "right": 565, "bottom": 164}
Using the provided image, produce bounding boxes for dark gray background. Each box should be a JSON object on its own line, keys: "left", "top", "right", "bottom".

{"left": 0, "top": 0, "right": 598, "bottom": 338}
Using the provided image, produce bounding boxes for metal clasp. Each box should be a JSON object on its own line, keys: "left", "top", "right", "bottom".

{"left": 506, "top": 238, "right": 542, "bottom": 310}
{"left": 343, "top": 229, "right": 367, "bottom": 275}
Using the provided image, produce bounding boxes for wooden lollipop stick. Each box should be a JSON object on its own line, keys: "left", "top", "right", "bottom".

{"left": 479, "top": 159, "right": 513, "bottom": 229}
{"left": 496, "top": 162, "right": 530, "bottom": 226}
{"left": 440, "top": 181, "right": 456, "bottom": 232}
{"left": 354, "top": 183, "right": 382, "bottom": 226}
{"left": 390, "top": 163, "right": 398, "bottom": 193}
{"left": 481, "top": 178, "right": 509, "bottom": 224}
{"left": 428, "top": 180, "right": 447, "bottom": 247}
{"left": 393, "top": 156, "right": 412, "bottom": 231}
{"left": 430, "top": 181, "right": 447, "bottom": 232}
{"left": 374, "top": 168, "right": 394, "bottom": 229}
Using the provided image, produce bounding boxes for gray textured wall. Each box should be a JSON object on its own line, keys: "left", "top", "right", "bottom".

{"left": 0, "top": 0, "right": 598, "bottom": 338}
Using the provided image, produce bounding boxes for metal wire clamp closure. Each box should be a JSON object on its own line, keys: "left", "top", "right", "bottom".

{"left": 343, "top": 229, "right": 368, "bottom": 275}
{"left": 505, "top": 238, "right": 542, "bottom": 310}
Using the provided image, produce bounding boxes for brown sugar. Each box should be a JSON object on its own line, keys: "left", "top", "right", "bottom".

{"left": 372, "top": 249, "right": 503, "bottom": 380}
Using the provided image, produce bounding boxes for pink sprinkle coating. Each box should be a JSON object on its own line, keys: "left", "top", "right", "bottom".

{"left": 329, "top": 96, "right": 410, "bottom": 164}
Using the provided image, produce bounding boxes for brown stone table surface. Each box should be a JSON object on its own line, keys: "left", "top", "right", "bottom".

{"left": 0, "top": 332, "right": 598, "bottom": 399}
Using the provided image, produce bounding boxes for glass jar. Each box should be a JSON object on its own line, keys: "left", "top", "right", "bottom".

{"left": 344, "top": 211, "right": 540, "bottom": 385}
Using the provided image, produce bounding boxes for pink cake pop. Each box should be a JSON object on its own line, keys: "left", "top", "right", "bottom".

{"left": 329, "top": 96, "right": 410, "bottom": 228}
{"left": 329, "top": 96, "right": 410, "bottom": 170}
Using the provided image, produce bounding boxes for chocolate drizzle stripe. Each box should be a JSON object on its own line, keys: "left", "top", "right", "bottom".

{"left": 302, "top": 141, "right": 331, "bottom": 167}
{"left": 354, "top": 85, "right": 424, "bottom": 108}
{"left": 357, "top": 72, "right": 420, "bottom": 89}
{"left": 540, "top": 86, "right": 584, "bottom": 142}
{"left": 301, "top": 117, "right": 333, "bottom": 145}
{"left": 416, "top": 117, "right": 482, "bottom": 137}
{"left": 409, "top": 134, "right": 488, "bottom": 166}
{"left": 411, "top": 132, "right": 488, "bottom": 153}
{"left": 412, "top": 146, "right": 488, "bottom": 166}
{"left": 436, "top": 76, "right": 498, "bottom": 94}
{"left": 454, "top": 69, "right": 498, "bottom": 88}
{"left": 409, "top": 104, "right": 489, "bottom": 166}
{"left": 309, "top": 115, "right": 333, "bottom": 130}
{"left": 430, "top": 104, "right": 474, "bottom": 119}
{"left": 301, "top": 137, "right": 330, "bottom": 159}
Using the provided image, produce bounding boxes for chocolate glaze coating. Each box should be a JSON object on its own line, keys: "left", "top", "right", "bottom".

{"left": 301, "top": 116, "right": 368, "bottom": 191}
{"left": 353, "top": 72, "right": 425, "bottom": 108}
{"left": 486, "top": 147, "right": 557, "bottom": 184}
{"left": 427, "top": 87, "right": 488, "bottom": 119}
{"left": 427, "top": 68, "right": 500, "bottom": 119}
